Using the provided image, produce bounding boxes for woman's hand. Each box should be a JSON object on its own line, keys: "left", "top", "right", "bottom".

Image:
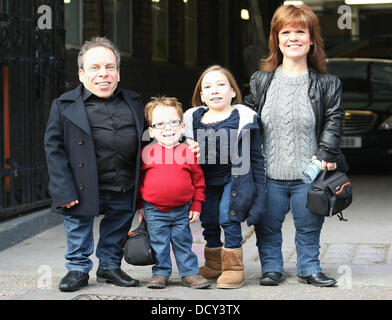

{"left": 311, "top": 155, "right": 337, "bottom": 171}
{"left": 322, "top": 161, "right": 337, "bottom": 171}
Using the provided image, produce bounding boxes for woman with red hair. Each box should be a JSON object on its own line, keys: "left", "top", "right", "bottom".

{"left": 244, "top": 4, "right": 348, "bottom": 287}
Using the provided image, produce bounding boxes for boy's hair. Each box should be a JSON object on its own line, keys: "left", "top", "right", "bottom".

{"left": 145, "top": 96, "right": 183, "bottom": 126}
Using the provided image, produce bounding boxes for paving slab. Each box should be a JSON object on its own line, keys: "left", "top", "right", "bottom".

{"left": 0, "top": 173, "right": 391, "bottom": 301}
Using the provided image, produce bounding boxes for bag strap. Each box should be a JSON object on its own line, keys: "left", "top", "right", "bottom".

{"left": 318, "top": 168, "right": 328, "bottom": 182}
{"left": 136, "top": 219, "right": 148, "bottom": 231}
{"left": 123, "top": 219, "right": 148, "bottom": 245}
{"left": 337, "top": 212, "right": 348, "bottom": 222}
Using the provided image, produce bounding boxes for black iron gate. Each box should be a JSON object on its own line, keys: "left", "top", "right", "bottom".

{"left": 0, "top": 0, "right": 64, "bottom": 219}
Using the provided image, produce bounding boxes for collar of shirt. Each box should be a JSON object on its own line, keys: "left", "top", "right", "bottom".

{"left": 82, "top": 87, "right": 121, "bottom": 102}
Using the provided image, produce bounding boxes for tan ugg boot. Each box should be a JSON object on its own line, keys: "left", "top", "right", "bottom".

{"left": 199, "top": 247, "right": 222, "bottom": 279}
{"left": 216, "top": 247, "right": 245, "bottom": 289}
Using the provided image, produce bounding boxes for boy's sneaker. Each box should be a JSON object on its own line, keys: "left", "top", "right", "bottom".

{"left": 181, "top": 273, "right": 211, "bottom": 289}
{"left": 147, "top": 274, "right": 169, "bottom": 289}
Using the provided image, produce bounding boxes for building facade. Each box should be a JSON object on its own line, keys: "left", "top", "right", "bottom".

{"left": 2, "top": 0, "right": 391, "bottom": 218}
{"left": 63, "top": 0, "right": 279, "bottom": 106}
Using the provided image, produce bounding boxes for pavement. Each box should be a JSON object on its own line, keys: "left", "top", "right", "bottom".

{"left": 0, "top": 173, "right": 391, "bottom": 302}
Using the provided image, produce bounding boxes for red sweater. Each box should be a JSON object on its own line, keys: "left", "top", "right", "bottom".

{"left": 138, "top": 143, "right": 206, "bottom": 212}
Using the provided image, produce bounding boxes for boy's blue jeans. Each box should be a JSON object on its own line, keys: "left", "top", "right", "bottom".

{"left": 63, "top": 189, "right": 135, "bottom": 274}
{"left": 143, "top": 201, "right": 199, "bottom": 278}
{"left": 200, "top": 182, "right": 243, "bottom": 249}
{"left": 254, "top": 178, "right": 324, "bottom": 277}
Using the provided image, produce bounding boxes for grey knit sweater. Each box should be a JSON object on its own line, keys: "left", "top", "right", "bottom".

{"left": 261, "top": 65, "right": 317, "bottom": 180}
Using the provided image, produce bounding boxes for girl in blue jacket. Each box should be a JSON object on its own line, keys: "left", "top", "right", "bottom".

{"left": 184, "top": 65, "right": 266, "bottom": 289}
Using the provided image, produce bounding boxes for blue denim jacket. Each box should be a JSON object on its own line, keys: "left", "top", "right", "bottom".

{"left": 184, "top": 104, "right": 267, "bottom": 226}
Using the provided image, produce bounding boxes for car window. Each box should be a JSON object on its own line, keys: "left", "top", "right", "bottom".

{"left": 328, "top": 61, "right": 392, "bottom": 102}
{"left": 327, "top": 61, "right": 369, "bottom": 101}
{"left": 371, "top": 63, "right": 392, "bottom": 100}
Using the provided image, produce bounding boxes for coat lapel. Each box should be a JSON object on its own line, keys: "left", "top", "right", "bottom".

{"left": 61, "top": 87, "right": 92, "bottom": 136}
{"left": 60, "top": 86, "right": 143, "bottom": 137}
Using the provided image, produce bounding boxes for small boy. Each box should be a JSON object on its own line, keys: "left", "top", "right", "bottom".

{"left": 138, "top": 96, "right": 211, "bottom": 289}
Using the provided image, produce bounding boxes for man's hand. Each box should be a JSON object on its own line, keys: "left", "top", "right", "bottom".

{"left": 189, "top": 210, "right": 200, "bottom": 224}
{"left": 60, "top": 200, "right": 79, "bottom": 209}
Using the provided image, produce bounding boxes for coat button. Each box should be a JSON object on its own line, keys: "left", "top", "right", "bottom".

{"left": 77, "top": 139, "right": 84, "bottom": 145}
{"left": 77, "top": 161, "right": 84, "bottom": 167}
{"left": 79, "top": 184, "right": 84, "bottom": 190}
{"left": 231, "top": 191, "right": 237, "bottom": 197}
{"left": 230, "top": 210, "right": 236, "bottom": 216}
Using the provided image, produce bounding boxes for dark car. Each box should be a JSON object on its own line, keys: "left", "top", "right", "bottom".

{"left": 327, "top": 58, "right": 392, "bottom": 167}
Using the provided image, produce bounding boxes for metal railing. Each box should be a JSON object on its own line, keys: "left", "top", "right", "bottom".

{"left": 0, "top": 0, "right": 64, "bottom": 219}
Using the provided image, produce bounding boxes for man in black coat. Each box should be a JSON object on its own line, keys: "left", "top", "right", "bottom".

{"left": 44, "top": 37, "right": 145, "bottom": 292}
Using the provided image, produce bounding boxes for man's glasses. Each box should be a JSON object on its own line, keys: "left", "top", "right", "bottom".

{"left": 151, "top": 120, "right": 182, "bottom": 129}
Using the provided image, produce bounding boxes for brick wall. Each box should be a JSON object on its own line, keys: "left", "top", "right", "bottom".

{"left": 82, "top": 0, "right": 102, "bottom": 40}
{"left": 132, "top": 0, "right": 152, "bottom": 61}
{"left": 64, "top": 0, "right": 247, "bottom": 109}
{"left": 196, "top": 0, "right": 214, "bottom": 67}
{"left": 168, "top": 0, "right": 185, "bottom": 65}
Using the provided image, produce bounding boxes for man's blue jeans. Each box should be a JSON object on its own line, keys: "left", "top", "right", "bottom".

{"left": 254, "top": 178, "right": 324, "bottom": 277}
{"left": 200, "top": 182, "right": 243, "bottom": 249}
{"left": 143, "top": 201, "right": 199, "bottom": 278}
{"left": 63, "top": 189, "right": 134, "bottom": 274}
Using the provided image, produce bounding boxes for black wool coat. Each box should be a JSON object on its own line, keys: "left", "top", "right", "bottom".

{"left": 44, "top": 85, "right": 145, "bottom": 216}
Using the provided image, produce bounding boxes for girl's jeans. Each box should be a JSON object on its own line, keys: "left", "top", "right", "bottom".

{"left": 201, "top": 182, "right": 243, "bottom": 249}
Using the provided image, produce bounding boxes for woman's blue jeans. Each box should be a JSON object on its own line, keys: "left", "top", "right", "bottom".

{"left": 63, "top": 190, "right": 134, "bottom": 274}
{"left": 201, "top": 182, "right": 243, "bottom": 249}
{"left": 143, "top": 201, "right": 199, "bottom": 278}
{"left": 254, "top": 178, "right": 324, "bottom": 277}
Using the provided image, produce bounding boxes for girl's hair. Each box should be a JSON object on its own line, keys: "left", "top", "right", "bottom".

{"left": 261, "top": 4, "right": 327, "bottom": 73}
{"left": 144, "top": 96, "right": 183, "bottom": 126}
{"left": 191, "top": 65, "right": 243, "bottom": 107}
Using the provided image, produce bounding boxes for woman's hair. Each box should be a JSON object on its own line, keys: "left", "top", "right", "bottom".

{"left": 144, "top": 96, "right": 183, "bottom": 126}
{"left": 261, "top": 4, "right": 327, "bottom": 73}
{"left": 191, "top": 65, "right": 243, "bottom": 107}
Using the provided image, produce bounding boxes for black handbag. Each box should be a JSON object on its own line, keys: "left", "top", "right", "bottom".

{"left": 123, "top": 219, "right": 155, "bottom": 266}
{"left": 306, "top": 169, "right": 352, "bottom": 221}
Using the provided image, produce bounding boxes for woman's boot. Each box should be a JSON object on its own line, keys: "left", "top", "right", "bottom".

{"left": 216, "top": 247, "right": 245, "bottom": 289}
{"left": 199, "top": 247, "right": 222, "bottom": 279}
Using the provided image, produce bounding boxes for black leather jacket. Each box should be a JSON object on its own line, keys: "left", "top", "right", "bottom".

{"left": 244, "top": 67, "right": 349, "bottom": 172}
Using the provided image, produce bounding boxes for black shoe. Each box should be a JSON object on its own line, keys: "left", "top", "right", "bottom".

{"left": 59, "top": 271, "right": 89, "bottom": 292}
{"left": 259, "top": 272, "right": 283, "bottom": 286}
{"left": 96, "top": 267, "right": 139, "bottom": 287}
{"left": 298, "top": 272, "right": 337, "bottom": 287}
